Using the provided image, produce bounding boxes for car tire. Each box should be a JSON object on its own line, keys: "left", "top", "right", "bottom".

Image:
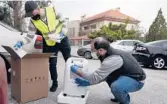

{"left": 152, "top": 56, "right": 166, "bottom": 69}
{"left": 84, "top": 51, "right": 92, "bottom": 59}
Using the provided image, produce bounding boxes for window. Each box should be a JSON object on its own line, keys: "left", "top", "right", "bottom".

{"left": 131, "top": 25, "right": 135, "bottom": 30}
{"left": 0, "top": 22, "right": 18, "bottom": 32}
{"left": 91, "top": 24, "right": 96, "bottom": 29}
{"left": 84, "top": 26, "right": 89, "bottom": 30}
{"left": 133, "top": 41, "right": 144, "bottom": 46}
{"left": 68, "top": 28, "right": 75, "bottom": 37}
{"left": 119, "top": 41, "right": 134, "bottom": 46}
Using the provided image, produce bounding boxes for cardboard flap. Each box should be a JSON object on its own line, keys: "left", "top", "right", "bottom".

{"left": 2, "top": 45, "right": 27, "bottom": 59}
{"left": 24, "top": 53, "right": 53, "bottom": 58}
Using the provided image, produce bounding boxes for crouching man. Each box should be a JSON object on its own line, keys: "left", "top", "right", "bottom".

{"left": 71, "top": 37, "right": 146, "bottom": 104}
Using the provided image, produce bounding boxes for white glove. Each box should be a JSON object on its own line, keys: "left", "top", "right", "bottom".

{"left": 48, "top": 33, "right": 65, "bottom": 43}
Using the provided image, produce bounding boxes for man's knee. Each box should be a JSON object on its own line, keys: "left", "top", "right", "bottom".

{"left": 110, "top": 82, "right": 122, "bottom": 94}
{"left": 62, "top": 48, "right": 71, "bottom": 61}
{"left": 64, "top": 54, "right": 71, "bottom": 61}
{"left": 110, "top": 82, "right": 130, "bottom": 104}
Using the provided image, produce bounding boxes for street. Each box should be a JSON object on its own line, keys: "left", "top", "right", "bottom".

{"left": 8, "top": 47, "right": 167, "bottom": 104}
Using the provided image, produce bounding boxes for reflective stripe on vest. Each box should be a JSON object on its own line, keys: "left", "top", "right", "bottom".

{"left": 31, "top": 7, "right": 63, "bottom": 46}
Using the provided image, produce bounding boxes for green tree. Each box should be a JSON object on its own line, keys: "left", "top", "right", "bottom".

{"left": 88, "top": 23, "right": 137, "bottom": 42}
{"left": 146, "top": 8, "right": 167, "bottom": 42}
{"left": 0, "top": 1, "right": 12, "bottom": 26}
{"left": 0, "top": 1, "right": 51, "bottom": 31}
{"left": 8, "top": 1, "right": 24, "bottom": 31}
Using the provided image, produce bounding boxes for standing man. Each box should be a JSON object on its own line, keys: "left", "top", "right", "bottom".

{"left": 15, "top": 1, "right": 71, "bottom": 92}
{"left": 71, "top": 37, "right": 146, "bottom": 104}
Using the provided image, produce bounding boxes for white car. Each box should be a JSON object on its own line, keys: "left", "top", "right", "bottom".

{"left": 110, "top": 40, "right": 144, "bottom": 53}
{"left": 0, "top": 22, "right": 43, "bottom": 84}
{"left": 0, "top": 22, "right": 42, "bottom": 59}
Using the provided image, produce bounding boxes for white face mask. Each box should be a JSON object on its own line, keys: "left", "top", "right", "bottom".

{"left": 91, "top": 52, "right": 99, "bottom": 59}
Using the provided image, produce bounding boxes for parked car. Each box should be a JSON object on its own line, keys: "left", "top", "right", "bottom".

{"left": 0, "top": 22, "right": 43, "bottom": 83}
{"left": 77, "top": 44, "right": 92, "bottom": 59}
{"left": 132, "top": 40, "right": 167, "bottom": 69}
{"left": 110, "top": 40, "right": 144, "bottom": 53}
{"left": 0, "top": 22, "right": 42, "bottom": 56}
{"left": 77, "top": 39, "right": 144, "bottom": 59}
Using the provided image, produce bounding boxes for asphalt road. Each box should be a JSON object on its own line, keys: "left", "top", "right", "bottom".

{"left": 8, "top": 47, "right": 167, "bottom": 104}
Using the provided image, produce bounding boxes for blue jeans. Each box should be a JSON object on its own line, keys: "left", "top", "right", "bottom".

{"left": 110, "top": 76, "right": 144, "bottom": 104}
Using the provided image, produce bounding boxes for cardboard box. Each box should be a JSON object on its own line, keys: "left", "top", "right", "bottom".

{"left": 2, "top": 46, "right": 52, "bottom": 104}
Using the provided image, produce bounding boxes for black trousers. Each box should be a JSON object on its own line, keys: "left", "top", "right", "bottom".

{"left": 43, "top": 37, "right": 71, "bottom": 83}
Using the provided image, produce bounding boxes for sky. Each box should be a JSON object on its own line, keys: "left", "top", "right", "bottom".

{"left": 53, "top": 0, "right": 167, "bottom": 32}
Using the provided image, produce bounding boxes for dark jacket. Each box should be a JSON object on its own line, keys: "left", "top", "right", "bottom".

{"left": 99, "top": 47, "right": 146, "bottom": 86}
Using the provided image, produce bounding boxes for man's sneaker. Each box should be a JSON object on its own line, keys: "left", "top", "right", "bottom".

{"left": 110, "top": 98, "right": 119, "bottom": 102}
{"left": 50, "top": 82, "right": 58, "bottom": 92}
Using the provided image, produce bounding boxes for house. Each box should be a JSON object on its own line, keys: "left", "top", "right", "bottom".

{"left": 67, "top": 20, "right": 80, "bottom": 38}
{"left": 80, "top": 8, "right": 140, "bottom": 36}
{"left": 67, "top": 8, "right": 140, "bottom": 46}
{"left": 66, "top": 20, "right": 89, "bottom": 46}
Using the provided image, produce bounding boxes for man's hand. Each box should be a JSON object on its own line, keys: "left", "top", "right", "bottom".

{"left": 71, "top": 65, "right": 79, "bottom": 74}
{"left": 48, "top": 33, "right": 66, "bottom": 43}
{"left": 14, "top": 41, "right": 23, "bottom": 50}
{"left": 74, "top": 78, "right": 90, "bottom": 86}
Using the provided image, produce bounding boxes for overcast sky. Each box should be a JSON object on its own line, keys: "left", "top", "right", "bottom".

{"left": 53, "top": 0, "right": 167, "bottom": 32}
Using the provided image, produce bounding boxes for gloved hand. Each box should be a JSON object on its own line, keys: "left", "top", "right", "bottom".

{"left": 14, "top": 41, "right": 23, "bottom": 50}
{"left": 75, "top": 78, "right": 90, "bottom": 86}
{"left": 59, "top": 32, "right": 66, "bottom": 39}
{"left": 48, "top": 33, "right": 65, "bottom": 43}
{"left": 71, "top": 65, "right": 79, "bottom": 74}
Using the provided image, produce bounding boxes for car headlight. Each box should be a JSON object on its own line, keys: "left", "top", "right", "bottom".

{"left": 136, "top": 47, "right": 147, "bottom": 51}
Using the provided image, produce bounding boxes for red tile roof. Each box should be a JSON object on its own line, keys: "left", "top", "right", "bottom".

{"left": 82, "top": 9, "right": 140, "bottom": 24}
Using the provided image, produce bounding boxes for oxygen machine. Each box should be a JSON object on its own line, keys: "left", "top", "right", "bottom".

{"left": 57, "top": 57, "right": 89, "bottom": 104}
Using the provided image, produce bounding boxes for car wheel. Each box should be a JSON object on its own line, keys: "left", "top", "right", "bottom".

{"left": 84, "top": 51, "right": 92, "bottom": 59}
{"left": 152, "top": 56, "right": 166, "bottom": 69}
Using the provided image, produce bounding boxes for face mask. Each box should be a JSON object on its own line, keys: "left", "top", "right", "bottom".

{"left": 32, "top": 14, "right": 40, "bottom": 20}
{"left": 91, "top": 52, "right": 99, "bottom": 59}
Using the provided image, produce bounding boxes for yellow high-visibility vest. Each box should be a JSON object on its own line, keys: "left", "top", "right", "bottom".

{"left": 31, "top": 7, "right": 65, "bottom": 46}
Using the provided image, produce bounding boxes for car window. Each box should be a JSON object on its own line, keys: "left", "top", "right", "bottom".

{"left": 119, "top": 41, "right": 134, "bottom": 46}
{"left": 133, "top": 41, "right": 142, "bottom": 45}
{"left": 0, "top": 22, "right": 18, "bottom": 32}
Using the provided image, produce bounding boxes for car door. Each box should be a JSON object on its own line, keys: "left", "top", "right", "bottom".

{"left": 119, "top": 41, "right": 134, "bottom": 52}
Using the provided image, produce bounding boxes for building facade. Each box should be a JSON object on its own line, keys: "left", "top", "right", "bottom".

{"left": 80, "top": 8, "right": 140, "bottom": 36}
{"left": 67, "top": 8, "right": 140, "bottom": 46}
{"left": 67, "top": 20, "right": 90, "bottom": 46}
{"left": 67, "top": 20, "right": 80, "bottom": 38}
